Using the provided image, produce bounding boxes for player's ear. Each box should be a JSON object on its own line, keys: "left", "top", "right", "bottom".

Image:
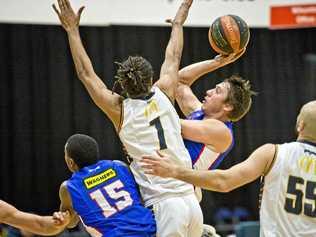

{"left": 223, "top": 103, "right": 233, "bottom": 113}
{"left": 296, "top": 120, "right": 305, "bottom": 133}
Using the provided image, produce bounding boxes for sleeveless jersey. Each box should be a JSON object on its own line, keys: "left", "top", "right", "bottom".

{"left": 119, "top": 86, "right": 194, "bottom": 207}
{"left": 260, "top": 141, "right": 316, "bottom": 237}
{"left": 66, "top": 160, "right": 156, "bottom": 237}
{"left": 183, "top": 109, "right": 234, "bottom": 201}
{"left": 184, "top": 109, "right": 234, "bottom": 170}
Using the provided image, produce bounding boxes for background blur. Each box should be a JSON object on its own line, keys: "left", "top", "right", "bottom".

{"left": 0, "top": 0, "right": 316, "bottom": 236}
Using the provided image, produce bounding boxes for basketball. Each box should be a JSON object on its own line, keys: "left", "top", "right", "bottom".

{"left": 208, "top": 15, "right": 250, "bottom": 55}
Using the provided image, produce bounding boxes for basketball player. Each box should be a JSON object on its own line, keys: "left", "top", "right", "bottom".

{"left": 53, "top": 0, "right": 203, "bottom": 235}
{"left": 176, "top": 52, "right": 255, "bottom": 201}
{"left": 0, "top": 200, "right": 70, "bottom": 235}
{"left": 58, "top": 134, "right": 156, "bottom": 236}
{"left": 141, "top": 100, "right": 316, "bottom": 236}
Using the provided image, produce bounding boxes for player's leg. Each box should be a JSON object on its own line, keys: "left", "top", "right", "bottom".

{"left": 185, "top": 193, "right": 203, "bottom": 237}
{"left": 152, "top": 196, "right": 191, "bottom": 237}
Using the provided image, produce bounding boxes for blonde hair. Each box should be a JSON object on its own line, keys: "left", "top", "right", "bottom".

{"left": 224, "top": 75, "right": 256, "bottom": 122}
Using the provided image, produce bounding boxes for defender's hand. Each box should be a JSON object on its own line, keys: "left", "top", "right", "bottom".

{"left": 52, "top": 0, "right": 84, "bottom": 32}
{"left": 141, "top": 151, "right": 179, "bottom": 178}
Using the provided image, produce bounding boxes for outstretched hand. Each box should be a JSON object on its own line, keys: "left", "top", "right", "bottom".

{"left": 52, "top": 0, "right": 84, "bottom": 32}
{"left": 140, "top": 151, "right": 178, "bottom": 178}
{"left": 171, "top": 0, "right": 193, "bottom": 25}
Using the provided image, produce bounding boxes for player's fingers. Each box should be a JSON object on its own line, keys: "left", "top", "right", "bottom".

{"left": 141, "top": 157, "right": 159, "bottom": 164}
{"left": 54, "top": 212, "right": 63, "bottom": 221}
{"left": 52, "top": 4, "right": 61, "bottom": 17}
{"left": 63, "top": 0, "right": 71, "bottom": 9}
{"left": 142, "top": 155, "right": 158, "bottom": 161}
{"left": 144, "top": 170, "right": 155, "bottom": 175}
{"left": 140, "top": 164, "right": 154, "bottom": 170}
{"left": 165, "top": 18, "right": 173, "bottom": 24}
{"left": 77, "top": 6, "right": 85, "bottom": 19}
{"left": 58, "top": 0, "right": 65, "bottom": 11}
{"left": 156, "top": 150, "right": 165, "bottom": 158}
{"left": 64, "top": 210, "right": 70, "bottom": 217}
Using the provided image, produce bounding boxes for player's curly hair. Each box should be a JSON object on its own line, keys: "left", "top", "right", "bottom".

{"left": 113, "top": 56, "right": 154, "bottom": 99}
{"left": 224, "top": 75, "right": 257, "bottom": 122}
{"left": 65, "top": 134, "right": 99, "bottom": 169}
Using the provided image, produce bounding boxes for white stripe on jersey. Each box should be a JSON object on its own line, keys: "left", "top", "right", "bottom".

{"left": 119, "top": 86, "right": 194, "bottom": 206}
{"left": 260, "top": 141, "right": 316, "bottom": 237}
{"left": 194, "top": 146, "right": 220, "bottom": 202}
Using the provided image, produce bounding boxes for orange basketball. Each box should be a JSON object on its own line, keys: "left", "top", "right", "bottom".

{"left": 208, "top": 15, "right": 250, "bottom": 55}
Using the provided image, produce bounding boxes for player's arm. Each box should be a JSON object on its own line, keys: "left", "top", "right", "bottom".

{"left": 176, "top": 51, "right": 245, "bottom": 116}
{"left": 52, "top": 0, "right": 121, "bottom": 130}
{"left": 154, "top": 0, "right": 193, "bottom": 102}
{"left": 0, "top": 200, "right": 70, "bottom": 236}
{"left": 59, "top": 181, "right": 80, "bottom": 228}
{"left": 180, "top": 118, "right": 232, "bottom": 153}
{"left": 141, "top": 144, "right": 276, "bottom": 192}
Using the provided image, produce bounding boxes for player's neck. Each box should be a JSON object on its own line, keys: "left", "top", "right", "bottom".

{"left": 204, "top": 112, "right": 229, "bottom": 122}
{"left": 297, "top": 134, "right": 316, "bottom": 145}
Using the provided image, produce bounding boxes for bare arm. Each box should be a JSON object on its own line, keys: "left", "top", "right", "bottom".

{"left": 53, "top": 0, "right": 121, "bottom": 130}
{"left": 0, "top": 200, "right": 69, "bottom": 235}
{"left": 59, "top": 181, "right": 80, "bottom": 228}
{"left": 141, "top": 144, "right": 276, "bottom": 192}
{"left": 180, "top": 119, "right": 232, "bottom": 153}
{"left": 154, "top": 0, "right": 193, "bottom": 102}
{"left": 176, "top": 50, "right": 245, "bottom": 116}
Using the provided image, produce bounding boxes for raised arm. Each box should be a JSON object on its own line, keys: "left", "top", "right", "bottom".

{"left": 52, "top": 0, "right": 121, "bottom": 130}
{"left": 176, "top": 50, "right": 245, "bottom": 116}
{"left": 141, "top": 144, "right": 276, "bottom": 192}
{"left": 0, "top": 200, "right": 70, "bottom": 236}
{"left": 155, "top": 0, "right": 193, "bottom": 102}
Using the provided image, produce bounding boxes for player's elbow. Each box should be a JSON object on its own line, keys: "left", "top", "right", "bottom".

{"left": 211, "top": 172, "right": 234, "bottom": 193}
{"left": 215, "top": 180, "right": 232, "bottom": 193}
{"left": 77, "top": 69, "right": 91, "bottom": 82}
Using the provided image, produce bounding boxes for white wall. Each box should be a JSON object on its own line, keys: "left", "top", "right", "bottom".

{"left": 0, "top": 0, "right": 314, "bottom": 27}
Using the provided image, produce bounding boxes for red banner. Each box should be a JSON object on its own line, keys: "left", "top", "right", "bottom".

{"left": 270, "top": 3, "right": 316, "bottom": 29}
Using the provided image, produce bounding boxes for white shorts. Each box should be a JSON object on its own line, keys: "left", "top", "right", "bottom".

{"left": 152, "top": 193, "right": 203, "bottom": 237}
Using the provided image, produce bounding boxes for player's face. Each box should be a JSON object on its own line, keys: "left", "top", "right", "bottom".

{"left": 202, "top": 82, "right": 231, "bottom": 118}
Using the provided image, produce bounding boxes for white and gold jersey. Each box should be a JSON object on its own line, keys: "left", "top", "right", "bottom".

{"left": 119, "top": 86, "right": 194, "bottom": 206}
{"left": 260, "top": 141, "right": 316, "bottom": 237}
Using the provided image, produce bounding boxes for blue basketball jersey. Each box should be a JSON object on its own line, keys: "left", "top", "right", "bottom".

{"left": 66, "top": 160, "right": 156, "bottom": 237}
{"left": 183, "top": 109, "right": 234, "bottom": 170}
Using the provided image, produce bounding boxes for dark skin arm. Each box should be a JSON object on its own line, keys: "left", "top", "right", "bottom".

{"left": 52, "top": 0, "right": 121, "bottom": 130}
{"left": 59, "top": 181, "right": 80, "bottom": 228}
{"left": 154, "top": 0, "right": 193, "bottom": 102}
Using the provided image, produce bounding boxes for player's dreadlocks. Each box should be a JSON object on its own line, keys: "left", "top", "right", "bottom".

{"left": 113, "top": 56, "right": 154, "bottom": 99}
{"left": 224, "top": 75, "right": 257, "bottom": 122}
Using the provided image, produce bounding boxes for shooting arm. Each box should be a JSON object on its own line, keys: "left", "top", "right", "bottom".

{"left": 155, "top": 0, "right": 193, "bottom": 101}
{"left": 176, "top": 51, "right": 245, "bottom": 116}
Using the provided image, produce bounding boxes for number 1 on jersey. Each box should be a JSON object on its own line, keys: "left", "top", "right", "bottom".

{"left": 150, "top": 117, "right": 167, "bottom": 149}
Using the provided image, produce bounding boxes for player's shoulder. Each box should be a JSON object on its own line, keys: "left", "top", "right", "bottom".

{"left": 112, "top": 160, "right": 129, "bottom": 168}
